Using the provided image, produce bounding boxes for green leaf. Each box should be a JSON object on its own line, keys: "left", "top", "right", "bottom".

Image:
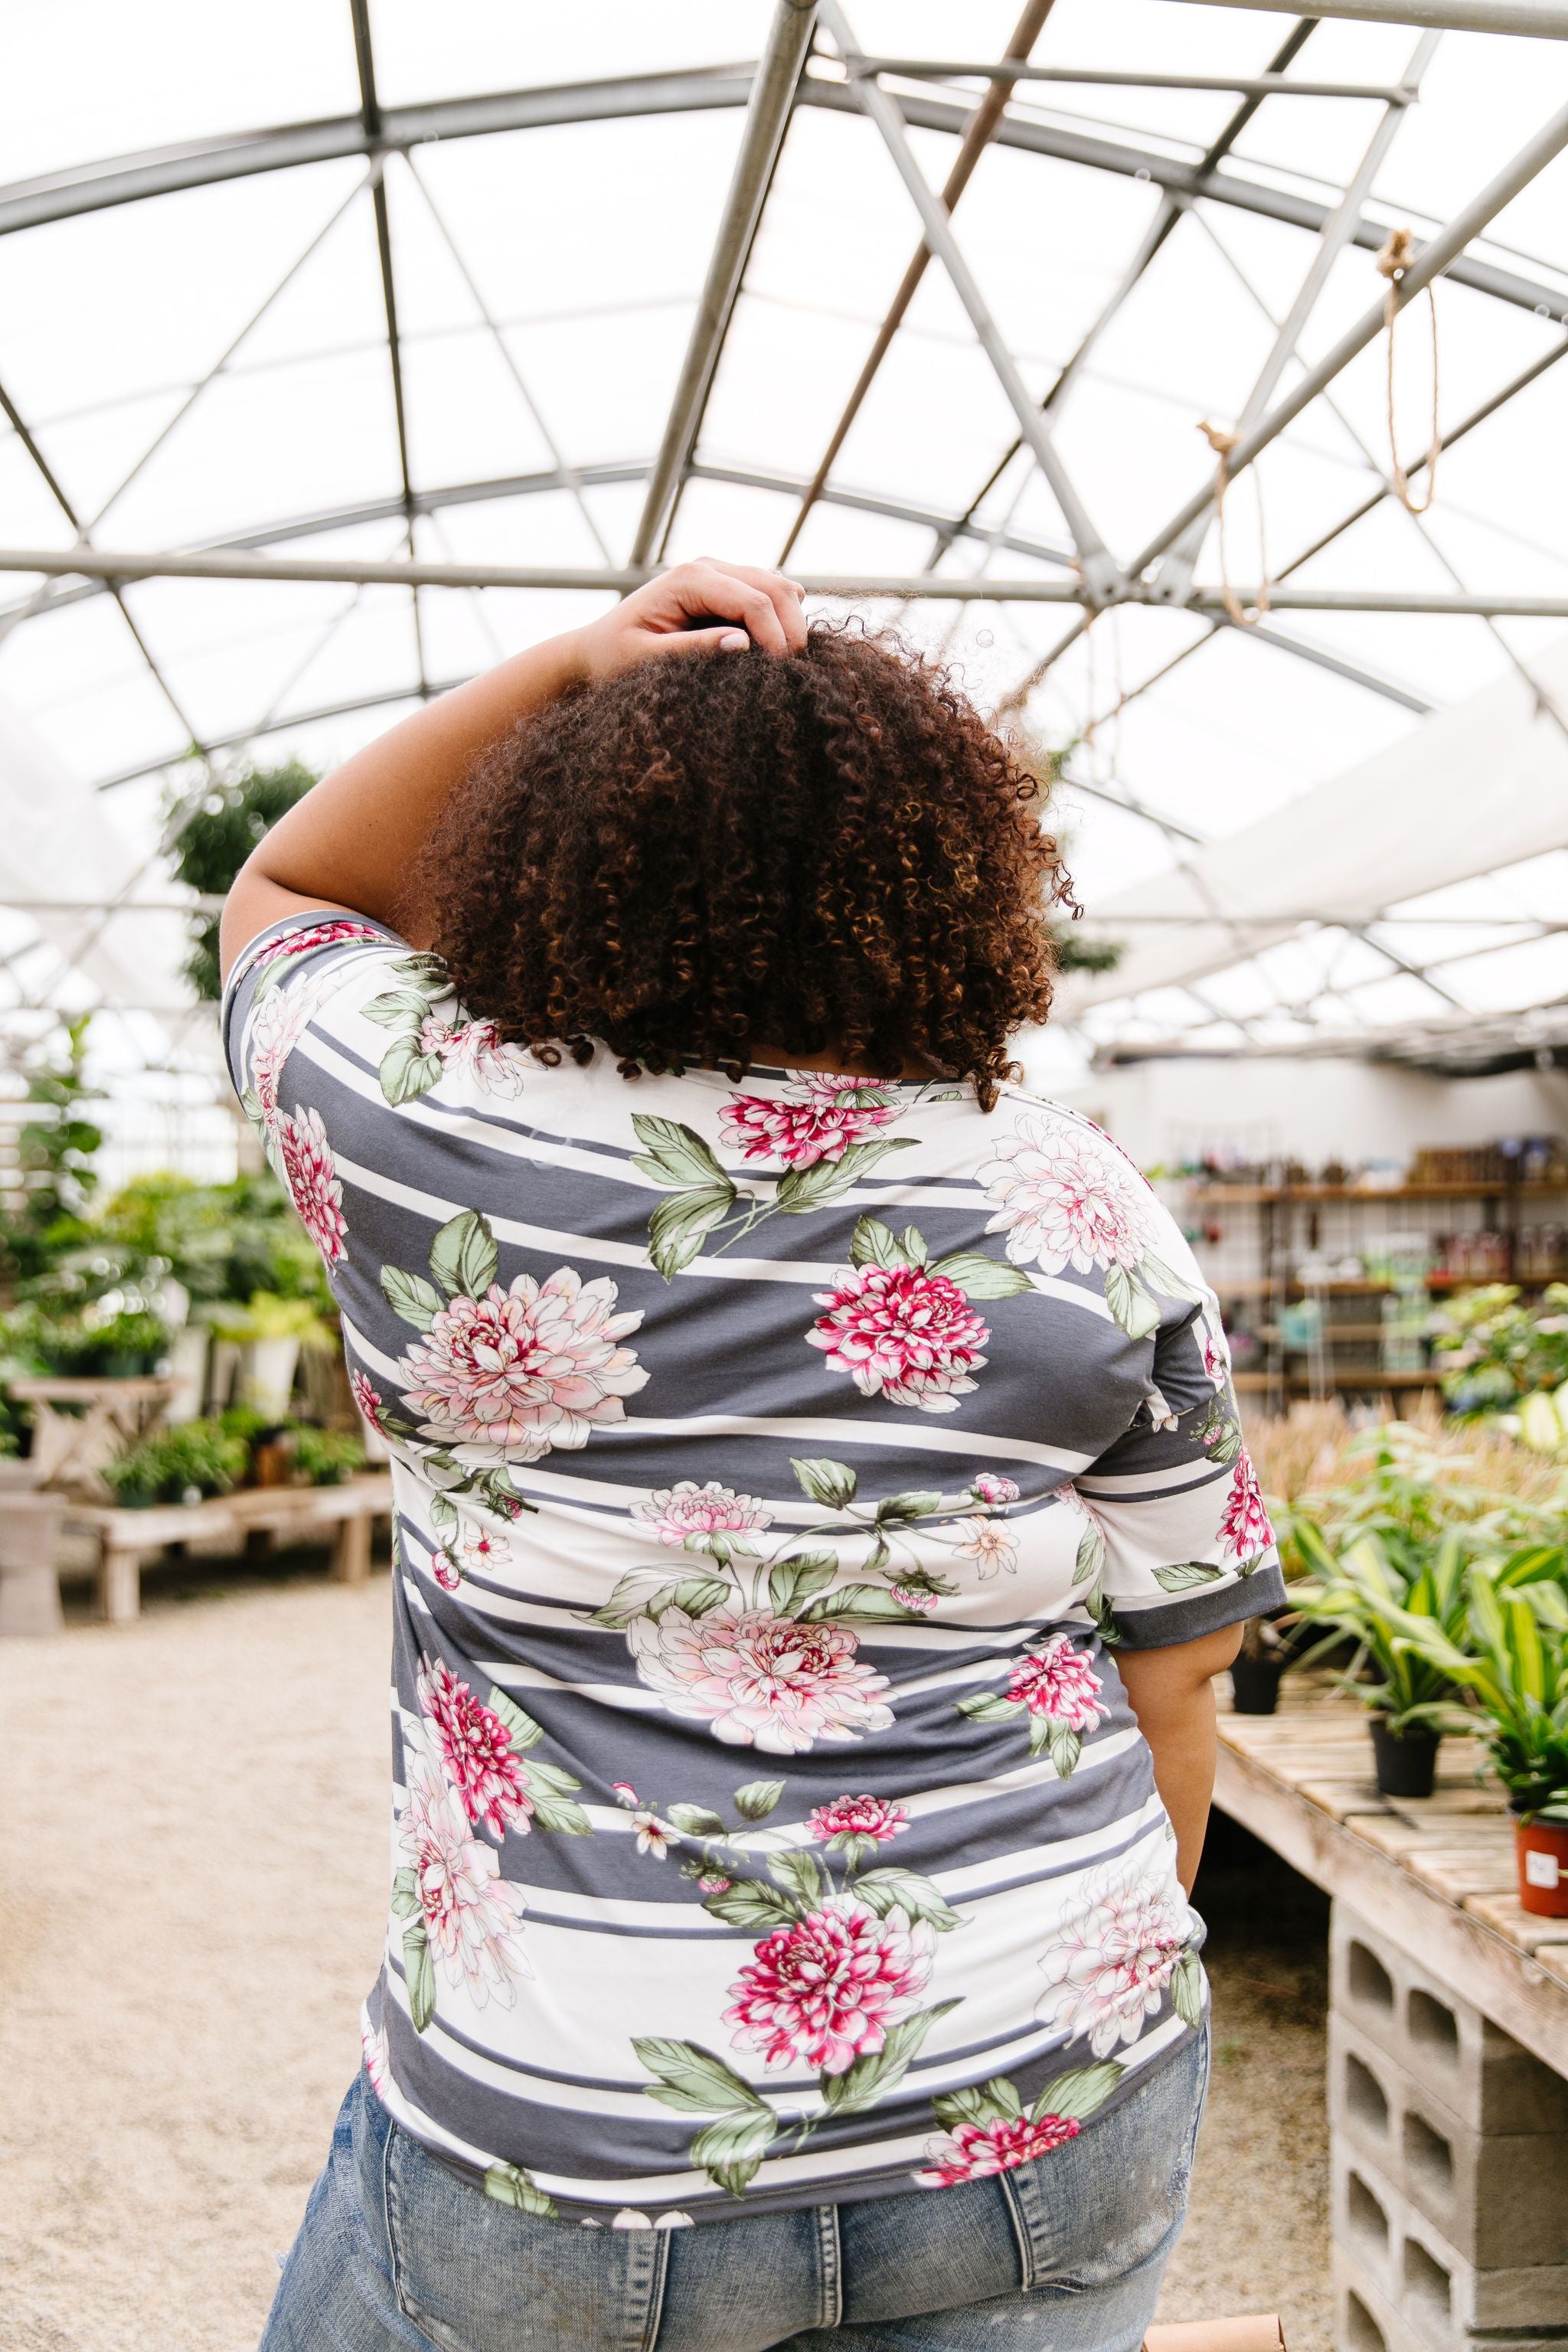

{"left": 769, "top": 1552, "right": 839, "bottom": 1616}
{"left": 1034, "top": 2062, "right": 1123, "bottom": 2124}
{"left": 521, "top": 1756, "right": 581, "bottom": 1796}
{"left": 430, "top": 1208, "right": 499, "bottom": 1301}
{"left": 381, "top": 1264, "right": 444, "bottom": 1331}
{"left": 630, "top": 1115, "right": 729, "bottom": 1191}
{"left": 822, "top": 2000, "right": 962, "bottom": 2116}
{"left": 849, "top": 1214, "right": 910, "bottom": 1270}
{"left": 390, "top": 1865, "right": 420, "bottom": 1920}
{"left": 590, "top": 1571, "right": 666, "bottom": 1628}
{"left": 666, "top": 1802, "right": 728, "bottom": 1838}
{"left": 689, "top": 2105, "right": 777, "bottom": 2197}
{"left": 528, "top": 1786, "right": 593, "bottom": 1835}
{"left": 853, "top": 1867, "right": 963, "bottom": 1932}
{"left": 652, "top": 1576, "right": 732, "bottom": 1620}
{"left": 828, "top": 1831, "right": 884, "bottom": 1870}
{"left": 239, "top": 1086, "right": 263, "bottom": 1125}
{"left": 647, "top": 1184, "right": 736, "bottom": 1280}
{"left": 1075, "top": 1517, "right": 1106, "bottom": 1582}
{"left": 403, "top": 1920, "right": 436, "bottom": 2031}
{"left": 874, "top": 1491, "right": 944, "bottom": 1524}
{"left": 362, "top": 988, "right": 436, "bottom": 1029}
{"left": 1046, "top": 1722, "right": 1083, "bottom": 1778}
{"left": 1152, "top": 1561, "right": 1226, "bottom": 1592}
{"left": 897, "top": 1226, "right": 929, "bottom": 1267}
{"left": 634, "top": 2037, "right": 766, "bottom": 2115}
{"left": 1137, "top": 1250, "right": 1204, "bottom": 1304}
{"left": 429, "top": 1491, "right": 459, "bottom": 1534}
{"left": 1104, "top": 1263, "right": 1161, "bottom": 1339}
{"left": 768, "top": 1849, "right": 824, "bottom": 1908}
{"left": 1171, "top": 1952, "right": 1205, "bottom": 2030}
{"left": 379, "top": 1037, "right": 446, "bottom": 1106}
{"left": 486, "top": 1687, "right": 544, "bottom": 1750}
{"left": 733, "top": 1779, "right": 786, "bottom": 1822}
{"left": 799, "top": 1581, "right": 923, "bottom": 1623}
{"left": 483, "top": 2163, "right": 559, "bottom": 2219}
{"left": 791, "top": 1456, "right": 857, "bottom": 1508}
{"left": 933, "top": 2078, "right": 1018, "bottom": 2131}
{"left": 701, "top": 1879, "right": 801, "bottom": 1930}
{"left": 956, "top": 1691, "right": 1021, "bottom": 1723}
{"left": 926, "top": 1251, "right": 1034, "bottom": 1300}
{"left": 772, "top": 1135, "right": 919, "bottom": 1214}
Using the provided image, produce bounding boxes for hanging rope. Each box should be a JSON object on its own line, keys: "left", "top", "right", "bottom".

{"left": 1197, "top": 419, "right": 1270, "bottom": 629}
{"left": 1376, "top": 226, "right": 1441, "bottom": 515}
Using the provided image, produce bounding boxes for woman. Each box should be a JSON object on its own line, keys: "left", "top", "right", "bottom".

{"left": 222, "top": 559, "right": 1284, "bottom": 2352}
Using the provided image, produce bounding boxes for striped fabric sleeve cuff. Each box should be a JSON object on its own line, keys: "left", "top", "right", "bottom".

{"left": 1109, "top": 1557, "right": 1289, "bottom": 1650}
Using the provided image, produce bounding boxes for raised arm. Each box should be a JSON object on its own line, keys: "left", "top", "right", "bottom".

{"left": 217, "top": 559, "right": 806, "bottom": 985}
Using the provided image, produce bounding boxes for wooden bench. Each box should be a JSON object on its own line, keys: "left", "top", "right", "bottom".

{"left": 62, "top": 1472, "right": 395, "bottom": 1623}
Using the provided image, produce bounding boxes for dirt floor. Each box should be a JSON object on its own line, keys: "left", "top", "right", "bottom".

{"left": 0, "top": 1560, "right": 1331, "bottom": 2352}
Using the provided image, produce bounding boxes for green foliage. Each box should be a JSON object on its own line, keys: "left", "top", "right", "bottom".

{"left": 165, "top": 760, "right": 318, "bottom": 998}
{"left": 0, "top": 1304, "right": 172, "bottom": 1376}
{"left": 103, "top": 1418, "right": 250, "bottom": 1507}
{"left": 289, "top": 1425, "right": 365, "bottom": 1487}
{"left": 0, "top": 1015, "right": 103, "bottom": 1285}
{"left": 88, "top": 1170, "right": 334, "bottom": 1312}
{"left": 203, "top": 1289, "right": 337, "bottom": 1348}
{"left": 1387, "top": 1564, "right": 1568, "bottom": 1818}
{"left": 1430, "top": 1283, "right": 1568, "bottom": 1418}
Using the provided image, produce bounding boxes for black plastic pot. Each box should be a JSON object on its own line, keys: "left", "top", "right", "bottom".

{"left": 1369, "top": 1714, "right": 1440, "bottom": 1798}
{"left": 1230, "top": 1653, "right": 1284, "bottom": 1715}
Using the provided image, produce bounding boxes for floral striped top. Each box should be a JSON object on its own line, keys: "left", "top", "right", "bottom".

{"left": 224, "top": 911, "right": 1284, "bottom": 2229}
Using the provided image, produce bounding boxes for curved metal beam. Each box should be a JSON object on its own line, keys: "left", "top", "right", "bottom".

{"left": 2, "top": 72, "right": 1564, "bottom": 332}
{"left": 1160, "top": 0, "right": 1568, "bottom": 33}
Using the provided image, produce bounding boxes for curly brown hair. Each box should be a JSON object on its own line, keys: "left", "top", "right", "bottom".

{"left": 418, "top": 622, "right": 1073, "bottom": 1111}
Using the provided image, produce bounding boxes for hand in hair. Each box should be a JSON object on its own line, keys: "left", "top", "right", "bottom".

{"left": 578, "top": 558, "right": 808, "bottom": 678}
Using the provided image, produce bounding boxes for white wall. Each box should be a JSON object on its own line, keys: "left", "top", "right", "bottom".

{"left": 1048, "top": 1056, "right": 1568, "bottom": 1173}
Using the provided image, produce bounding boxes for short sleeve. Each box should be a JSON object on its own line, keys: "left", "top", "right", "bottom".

{"left": 221, "top": 909, "right": 410, "bottom": 1110}
{"left": 1074, "top": 1298, "right": 1287, "bottom": 1650}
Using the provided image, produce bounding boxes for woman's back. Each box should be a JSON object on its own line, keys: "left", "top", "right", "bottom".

{"left": 225, "top": 911, "right": 1276, "bottom": 2226}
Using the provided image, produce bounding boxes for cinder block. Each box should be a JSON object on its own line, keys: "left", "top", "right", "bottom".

{"left": 1334, "top": 2248, "right": 1568, "bottom": 2352}
{"left": 1332, "top": 2138, "right": 1568, "bottom": 2335}
{"left": 1330, "top": 2009, "right": 1568, "bottom": 2269}
{"left": 1331, "top": 1903, "right": 1568, "bottom": 2135}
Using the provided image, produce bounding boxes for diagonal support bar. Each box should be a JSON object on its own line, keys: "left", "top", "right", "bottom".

{"left": 820, "top": 0, "right": 1119, "bottom": 602}
{"left": 1158, "top": 0, "right": 1568, "bottom": 31}
{"left": 1125, "top": 90, "right": 1568, "bottom": 580}
{"left": 630, "top": 1, "right": 818, "bottom": 567}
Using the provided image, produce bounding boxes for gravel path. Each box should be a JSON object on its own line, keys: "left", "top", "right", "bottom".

{"left": 1, "top": 1567, "right": 1329, "bottom": 2351}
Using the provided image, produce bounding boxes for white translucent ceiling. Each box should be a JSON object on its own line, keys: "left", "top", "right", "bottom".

{"left": 2, "top": 0, "right": 1567, "bottom": 1089}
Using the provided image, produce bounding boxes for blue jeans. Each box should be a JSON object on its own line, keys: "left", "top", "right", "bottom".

{"left": 261, "top": 2030, "right": 1208, "bottom": 2352}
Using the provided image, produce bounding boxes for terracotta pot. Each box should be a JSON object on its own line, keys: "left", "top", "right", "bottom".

{"left": 1517, "top": 1818, "right": 1568, "bottom": 1919}
{"left": 1369, "top": 1714, "right": 1440, "bottom": 1798}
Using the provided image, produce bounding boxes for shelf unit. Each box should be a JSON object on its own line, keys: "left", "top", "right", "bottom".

{"left": 1187, "top": 1176, "right": 1568, "bottom": 1414}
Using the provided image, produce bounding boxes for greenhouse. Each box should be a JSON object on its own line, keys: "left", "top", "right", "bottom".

{"left": 3, "top": 5, "right": 1568, "bottom": 2350}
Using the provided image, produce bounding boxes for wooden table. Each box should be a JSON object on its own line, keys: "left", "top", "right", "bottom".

{"left": 63, "top": 1473, "right": 395, "bottom": 1623}
{"left": 1215, "top": 1679, "right": 1568, "bottom": 2077}
{"left": 8, "top": 1375, "right": 178, "bottom": 1494}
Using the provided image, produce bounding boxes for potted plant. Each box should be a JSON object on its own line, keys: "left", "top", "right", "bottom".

{"left": 103, "top": 1419, "right": 250, "bottom": 1508}
{"left": 1392, "top": 1566, "right": 1568, "bottom": 1917}
{"left": 289, "top": 1426, "right": 366, "bottom": 1488}
{"left": 204, "top": 1292, "right": 336, "bottom": 1420}
{"left": 1289, "top": 1524, "right": 1467, "bottom": 1795}
{"left": 1230, "top": 1614, "right": 1291, "bottom": 1715}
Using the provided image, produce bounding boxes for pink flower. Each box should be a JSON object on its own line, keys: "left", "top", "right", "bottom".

{"left": 981, "top": 1116, "right": 1152, "bottom": 1277}
{"left": 1005, "top": 1635, "right": 1109, "bottom": 1734}
{"left": 807, "top": 1265, "right": 988, "bottom": 1414}
{"left": 632, "top": 1810, "right": 671, "bottom": 1857}
{"left": 697, "top": 1873, "right": 733, "bottom": 1894}
{"left": 956, "top": 1517, "right": 1018, "bottom": 1579}
{"left": 916, "top": 2110, "right": 1080, "bottom": 2187}
{"left": 1203, "top": 1331, "right": 1228, "bottom": 1389}
{"left": 351, "top": 1370, "right": 384, "bottom": 1427}
{"left": 397, "top": 1267, "right": 647, "bottom": 1461}
{"left": 361, "top": 2016, "right": 392, "bottom": 2095}
{"left": 612, "top": 1781, "right": 639, "bottom": 1808}
{"left": 250, "top": 972, "right": 325, "bottom": 1126}
{"left": 415, "top": 1012, "right": 524, "bottom": 1098}
{"left": 430, "top": 1548, "right": 461, "bottom": 1591}
{"left": 971, "top": 1474, "right": 1020, "bottom": 1506}
{"left": 724, "top": 1896, "right": 934, "bottom": 2075}
{"left": 1219, "top": 1450, "right": 1274, "bottom": 1566}
{"left": 631, "top": 1480, "right": 772, "bottom": 1554}
{"left": 257, "top": 919, "right": 383, "bottom": 973}
{"left": 809, "top": 1793, "right": 910, "bottom": 1845}
{"left": 628, "top": 1606, "right": 893, "bottom": 1753}
{"left": 397, "top": 1723, "right": 530, "bottom": 2009}
{"left": 1038, "top": 1860, "right": 1191, "bottom": 2057}
{"left": 276, "top": 1105, "right": 348, "bottom": 1265}
{"left": 720, "top": 1076, "right": 900, "bottom": 1169}
{"left": 416, "top": 1655, "right": 534, "bottom": 1838}
{"left": 890, "top": 1582, "right": 938, "bottom": 1613}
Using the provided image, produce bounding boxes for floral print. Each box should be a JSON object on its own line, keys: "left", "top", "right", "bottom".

{"left": 1037, "top": 1860, "right": 1194, "bottom": 2058}
{"left": 276, "top": 1106, "right": 348, "bottom": 1265}
{"left": 394, "top": 1721, "right": 531, "bottom": 2017}
{"left": 414, "top": 1011, "right": 525, "bottom": 1096}
{"left": 1218, "top": 1450, "right": 1274, "bottom": 1570}
{"left": 417, "top": 1655, "right": 537, "bottom": 1838}
{"left": 918, "top": 2108, "right": 1080, "bottom": 2186}
{"left": 970, "top": 1473, "right": 1020, "bottom": 1506}
{"left": 351, "top": 1369, "right": 384, "bottom": 1428}
{"left": 725, "top": 1896, "right": 934, "bottom": 2076}
{"left": 809, "top": 1793, "right": 909, "bottom": 1848}
{"left": 719, "top": 1074, "right": 901, "bottom": 1168}
{"left": 361, "top": 2016, "right": 392, "bottom": 2095}
{"left": 250, "top": 919, "right": 384, "bottom": 997}
{"left": 955, "top": 1517, "right": 1018, "bottom": 1578}
{"left": 397, "top": 1266, "right": 647, "bottom": 1461}
{"left": 807, "top": 1263, "right": 989, "bottom": 1413}
{"left": 632, "top": 1481, "right": 773, "bottom": 1556}
{"left": 628, "top": 1606, "right": 894, "bottom": 1753}
{"left": 1005, "top": 1638, "right": 1111, "bottom": 1733}
{"left": 982, "top": 1117, "right": 1150, "bottom": 1277}
{"left": 360, "top": 950, "right": 528, "bottom": 1105}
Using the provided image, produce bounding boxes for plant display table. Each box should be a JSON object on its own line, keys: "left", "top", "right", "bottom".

{"left": 1215, "top": 1681, "right": 1568, "bottom": 2351}
{"left": 62, "top": 1472, "right": 394, "bottom": 1623}
{"left": 8, "top": 1375, "right": 178, "bottom": 1493}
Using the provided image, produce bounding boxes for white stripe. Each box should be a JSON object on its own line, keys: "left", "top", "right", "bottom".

{"left": 607, "top": 1415, "right": 1090, "bottom": 1472}
{"left": 1076, "top": 1455, "right": 1227, "bottom": 1498}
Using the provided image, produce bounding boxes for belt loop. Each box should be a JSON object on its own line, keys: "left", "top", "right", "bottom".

{"left": 998, "top": 2168, "right": 1038, "bottom": 2292}
{"left": 629, "top": 2221, "right": 671, "bottom": 2352}
{"left": 815, "top": 2203, "right": 843, "bottom": 2329}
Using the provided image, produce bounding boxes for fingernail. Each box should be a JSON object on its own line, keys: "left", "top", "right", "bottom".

{"left": 719, "top": 630, "right": 749, "bottom": 651}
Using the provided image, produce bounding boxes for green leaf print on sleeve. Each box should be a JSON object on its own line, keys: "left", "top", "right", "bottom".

{"left": 483, "top": 2163, "right": 560, "bottom": 2219}
{"left": 381, "top": 1265, "right": 444, "bottom": 1330}
{"left": 430, "top": 1208, "right": 499, "bottom": 1300}
{"left": 790, "top": 1457, "right": 858, "bottom": 1508}
{"left": 1137, "top": 1249, "right": 1205, "bottom": 1305}
{"left": 821, "top": 1999, "right": 962, "bottom": 2117}
{"left": 362, "top": 988, "right": 436, "bottom": 1028}
{"left": 1103, "top": 1262, "right": 1163, "bottom": 1340}
{"left": 1152, "top": 1561, "right": 1227, "bottom": 1592}
{"left": 378, "top": 1037, "right": 446, "bottom": 1106}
